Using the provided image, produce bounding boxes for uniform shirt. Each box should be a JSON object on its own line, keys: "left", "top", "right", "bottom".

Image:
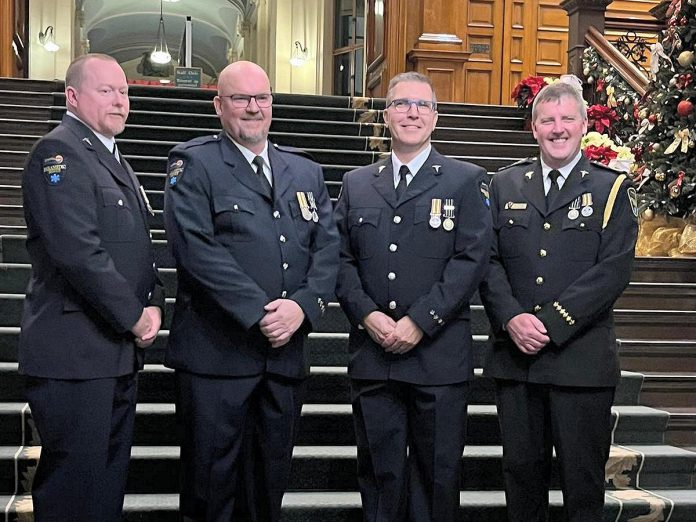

{"left": 541, "top": 150, "right": 581, "bottom": 195}
{"left": 391, "top": 145, "right": 431, "bottom": 189}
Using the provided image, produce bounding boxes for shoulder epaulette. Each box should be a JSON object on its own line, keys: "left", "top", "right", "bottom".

{"left": 272, "top": 143, "right": 316, "bottom": 162}
{"left": 177, "top": 134, "right": 220, "bottom": 150}
{"left": 497, "top": 156, "right": 536, "bottom": 172}
{"left": 590, "top": 160, "right": 624, "bottom": 175}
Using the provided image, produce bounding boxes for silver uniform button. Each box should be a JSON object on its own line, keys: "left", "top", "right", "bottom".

{"left": 273, "top": 210, "right": 281, "bottom": 219}
{"left": 536, "top": 276, "right": 544, "bottom": 285}
{"left": 539, "top": 249, "right": 547, "bottom": 257}
{"left": 283, "top": 263, "right": 289, "bottom": 270}
{"left": 118, "top": 199, "right": 123, "bottom": 206}
{"left": 280, "top": 235, "right": 286, "bottom": 243}
{"left": 388, "top": 272, "right": 396, "bottom": 281}
{"left": 393, "top": 215, "right": 402, "bottom": 224}
{"left": 389, "top": 243, "right": 398, "bottom": 252}
{"left": 388, "top": 301, "right": 397, "bottom": 310}
{"left": 281, "top": 290, "right": 287, "bottom": 298}
{"left": 543, "top": 222, "right": 551, "bottom": 230}
{"left": 147, "top": 292, "right": 152, "bottom": 299}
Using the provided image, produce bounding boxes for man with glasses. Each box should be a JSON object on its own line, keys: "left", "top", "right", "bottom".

{"left": 163, "top": 61, "right": 339, "bottom": 521}
{"left": 335, "top": 72, "right": 492, "bottom": 521}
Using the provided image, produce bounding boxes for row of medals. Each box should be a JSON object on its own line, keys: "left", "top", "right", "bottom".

{"left": 568, "top": 193, "right": 593, "bottom": 220}
{"left": 297, "top": 191, "right": 319, "bottom": 222}
{"left": 429, "top": 198, "right": 455, "bottom": 231}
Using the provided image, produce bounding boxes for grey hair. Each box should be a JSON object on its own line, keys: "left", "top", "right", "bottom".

{"left": 531, "top": 79, "right": 587, "bottom": 121}
{"left": 386, "top": 72, "right": 437, "bottom": 107}
{"left": 65, "top": 53, "right": 120, "bottom": 89}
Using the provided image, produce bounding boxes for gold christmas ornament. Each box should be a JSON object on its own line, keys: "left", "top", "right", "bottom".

{"left": 677, "top": 50, "right": 695, "bottom": 68}
{"left": 655, "top": 172, "right": 666, "bottom": 181}
{"left": 642, "top": 208, "right": 654, "bottom": 221}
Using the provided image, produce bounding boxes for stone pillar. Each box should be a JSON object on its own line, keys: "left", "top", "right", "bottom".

{"left": 560, "top": 0, "right": 613, "bottom": 76}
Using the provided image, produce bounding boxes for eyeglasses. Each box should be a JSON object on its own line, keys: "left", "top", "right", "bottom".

{"left": 219, "top": 93, "right": 273, "bottom": 108}
{"left": 387, "top": 98, "right": 437, "bottom": 114}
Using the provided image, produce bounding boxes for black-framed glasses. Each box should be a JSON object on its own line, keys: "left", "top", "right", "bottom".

{"left": 219, "top": 93, "right": 273, "bottom": 108}
{"left": 387, "top": 98, "right": 437, "bottom": 114}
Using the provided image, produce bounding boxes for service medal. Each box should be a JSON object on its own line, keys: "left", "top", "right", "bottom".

{"left": 581, "top": 206, "right": 593, "bottom": 217}
{"left": 430, "top": 216, "right": 442, "bottom": 229}
{"left": 567, "top": 209, "right": 579, "bottom": 220}
{"left": 443, "top": 218, "right": 454, "bottom": 231}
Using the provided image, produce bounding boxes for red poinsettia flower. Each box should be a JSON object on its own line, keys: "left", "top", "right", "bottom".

{"left": 584, "top": 144, "right": 618, "bottom": 165}
{"left": 587, "top": 104, "right": 619, "bottom": 134}
{"left": 595, "top": 79, "right": 605, "bottom": 92}
{"left": 511, "top": 76, "right": 549, "bottom": 108}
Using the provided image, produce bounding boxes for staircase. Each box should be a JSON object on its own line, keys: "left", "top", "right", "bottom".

{"left": 0, "top": 78, "right": 694, "bottom": 521}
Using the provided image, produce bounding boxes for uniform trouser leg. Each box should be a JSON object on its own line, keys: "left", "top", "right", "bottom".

{"left": 548, "top": 385, "right": 614, "bottom": 522}
{"left": 352, "top": 380, "right": 469, "bottom": 522}
{"left": 24, "top": 374, "right": 138, "bottom": 522}
{"left": 176, "top": 371, "right": 303, "bottom": 522}
{"left": 495, "top": 379, "right": 553, "bottom": 522}
{"left": 238, "top": 373, "right": 305, "bottom": 522}
{"left": 406, "top": 381, "right": 469, "bottom": 522}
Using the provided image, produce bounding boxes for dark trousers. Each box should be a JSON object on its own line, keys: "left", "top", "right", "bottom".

{"left": 24, "top": 373, "right": 138, "bottom": 522}
{"left": 351, "top": 379, "right": 470, "bottom": 522}
{"left": 176, "top": 371, "right": 304, "bottom": 522}
{"left": 495, "top": 379, "right": 615, "bottom": 522}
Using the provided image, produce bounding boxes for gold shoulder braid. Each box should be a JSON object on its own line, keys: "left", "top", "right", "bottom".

{"left": 602, "top": 174, "right": 627, "bottom": 230}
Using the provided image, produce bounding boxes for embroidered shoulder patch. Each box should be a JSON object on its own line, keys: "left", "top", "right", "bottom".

{"left": 168, "top": 159, "right": 185, "bottom": 186}
{"left": 627, "top": 187, "right": 638, "bottom": 217}
{"left": 42, "top": 155, "right": 67, "bottom": 185}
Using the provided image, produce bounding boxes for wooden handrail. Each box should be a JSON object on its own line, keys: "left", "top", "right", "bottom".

{"left": 585, "top": 25, "right": 648, "bottom": 98}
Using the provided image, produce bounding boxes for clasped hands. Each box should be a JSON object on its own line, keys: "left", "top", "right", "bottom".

{"left": 362, "top": 311, "right": 423, "bottom": 355}
{"left": 259, "top": 299, "right": 305, "bottom": 348}
{"left": 506, "top": 313, "right": 550, "bottom": 355}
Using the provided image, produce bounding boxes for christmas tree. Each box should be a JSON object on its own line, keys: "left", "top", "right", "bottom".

{"left": 631, "top": 0, "right": 696, "bottom": 219}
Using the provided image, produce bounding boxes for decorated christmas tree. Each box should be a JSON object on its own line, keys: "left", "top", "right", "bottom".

{"left": 631, "top": 0, "right": 696, "bottom": 219}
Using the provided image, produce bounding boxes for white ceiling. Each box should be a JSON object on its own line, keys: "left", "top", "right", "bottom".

{"left": 80, "top": 0, "right": 255, "bottom": 78}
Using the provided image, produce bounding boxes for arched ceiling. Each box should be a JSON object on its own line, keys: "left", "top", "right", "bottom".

{"left": 80, "top": 0, "right": 257, "bottom": 79}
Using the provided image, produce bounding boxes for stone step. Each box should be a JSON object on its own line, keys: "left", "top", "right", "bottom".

{"left": 0, "top": 443, "right": 693, "bottom": 496}
{"left": 2, "top": 489, "right": 696, "bottom": 521}
{"left": 662, "top": 408, "right": 696, "bottom": 449}
{"left": 639, "top": 373, "right": 696, "bottom": 408}
{"left": 0, "top": 363, "right": 644, "bottom": 407}
{"left": 0, "top": 402, "right": 671, "bottom": 447}
{"left": 619, "top": 340, "right": 696, "bottom": 373}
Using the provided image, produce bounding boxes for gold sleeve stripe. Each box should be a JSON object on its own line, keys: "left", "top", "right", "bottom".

{"left": 602, "top": 174, "right": 627, "bottom": 230}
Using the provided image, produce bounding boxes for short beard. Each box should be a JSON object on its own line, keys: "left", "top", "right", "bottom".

{"left": 238, "top": 130, "right": 267, "bottom": 146}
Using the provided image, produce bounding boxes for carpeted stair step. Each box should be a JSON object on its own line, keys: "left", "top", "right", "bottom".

{"left": 0, "top": 363, "right": 645, "bottom": 407}
{"left": 620, "top": 340, "right": 696, "bottom": 372}
{"left": 3, "top": 488, "right": 696, "bottom": 521}
{"left": 0, "top": 402, "right": 671, "bottom": 448}
{"left": 1, "top": 442, "right": 693, "bottom": 497}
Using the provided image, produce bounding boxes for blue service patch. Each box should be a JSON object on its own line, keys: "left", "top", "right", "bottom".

{"left": 480, "top": 181, "right": 490, "bottom": 208}
{"left": 168, "top": 159, "right": 184, "bottom": 186}
{"left": 42, "top": 155, "right": 67, "bottom": 185}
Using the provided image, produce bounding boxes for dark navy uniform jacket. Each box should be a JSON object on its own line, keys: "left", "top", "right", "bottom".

{"left": 480, "top": 155, "right": 638, "bottom": 387}
{"left": 20, "top": 115, "right": 164, "bottom": 379}
{"left": 335, "top": 149, "right": 492, "bottom": 385}
{"left": 163, "top": 135, "right": 339, "bottom": 379}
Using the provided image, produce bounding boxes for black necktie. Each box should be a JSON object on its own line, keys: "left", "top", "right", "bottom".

{"left": 546, "top": 169, "right": 561, "bottom": 208}
{"left": 253, "top": 155, "right": 272, "bottom": 198}
{"left": 396, "top": 165, "right": 409, "bottom": 200}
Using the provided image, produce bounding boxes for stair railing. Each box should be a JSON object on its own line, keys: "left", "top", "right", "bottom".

{"left": 584, "top": 25, "right": 649, "bottom": 98}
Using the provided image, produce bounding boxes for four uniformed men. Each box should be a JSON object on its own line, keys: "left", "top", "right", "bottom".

{"left": 163, "top": 61, "right": 340, "bottom": 521}
{"left": 335, "top": 72, "right": 492, "bottom": 521}
{"left": 479, "top": 80, "right": 638, "bottom": 521}
{"left": 19, "top": 56, "right": 638, "bottom": 520}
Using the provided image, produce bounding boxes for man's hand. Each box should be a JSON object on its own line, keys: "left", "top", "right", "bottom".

{"left": 260, "top": 299, "right": 305, "bottom": 348}
{"left": 132, "top": 306, "right": 162, "bottom": 348}
{"left": 362, "top": 311, "right": 396, "bottom": 347}
{"left": 506, "top": 313, "right": 550, "bottom": 355}
{"left": 383, "top": 316, "right": 423, "bottom": 355}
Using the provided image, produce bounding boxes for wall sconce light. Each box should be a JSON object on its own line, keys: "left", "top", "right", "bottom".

{"left": 38, "top": 26, "right": 60, "bottom": 52}
{"left": 289, "top": 41, "right": 308, "bottom": 67}
{"left": 150, "top": 0, "right": 172, "bottom": 64}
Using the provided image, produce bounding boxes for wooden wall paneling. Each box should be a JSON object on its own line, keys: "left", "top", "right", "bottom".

{"left": 535, "top": 0, "right": 568, "bottom": 76}
{"left": 463, "top": 0, "right": 504, "bottom": 104}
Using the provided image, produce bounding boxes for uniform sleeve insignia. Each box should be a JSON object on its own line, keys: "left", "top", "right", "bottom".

{"left": 480, "top": 181, "right": 490, "bottom": 207}
{"left": 627, "top": 187, "right": 638, "bottom": 217}
{"left": 42, "top": 155, "right": 67, "bottom": 185}
{"left": 168, "top": 159, "right": 185, "bottom": 186}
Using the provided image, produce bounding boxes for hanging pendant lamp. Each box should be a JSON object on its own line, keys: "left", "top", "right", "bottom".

{"left": 150, "top": 0, "right": 171, "bottom": 64}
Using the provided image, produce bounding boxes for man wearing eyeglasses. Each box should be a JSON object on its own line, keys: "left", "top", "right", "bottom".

{"left": 163, "top": 61, "right": 339, "bottom": 521}
{"left": 335, "top": 72, "right": 492, "bottom": 521}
